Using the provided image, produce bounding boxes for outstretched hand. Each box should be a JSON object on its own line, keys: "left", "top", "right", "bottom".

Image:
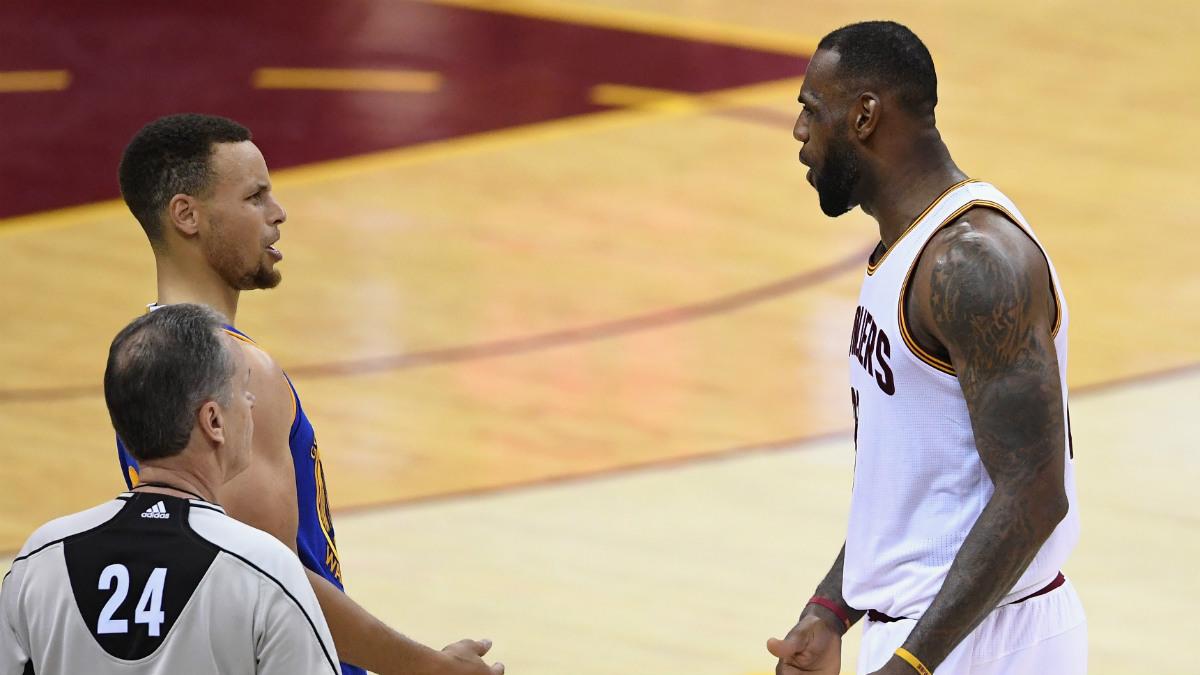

{"left": 440, "top": 638, "right": 504, "bottom": 675}
{"left": 767, "top": 615, "right": 842, "bottom": 675}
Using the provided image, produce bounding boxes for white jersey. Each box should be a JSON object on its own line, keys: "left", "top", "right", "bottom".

{"left": 843, "top": 179, "right": 1080, "bottom": 619}
{"left": 1, "top": 492, "right": 340, "bottom": 675}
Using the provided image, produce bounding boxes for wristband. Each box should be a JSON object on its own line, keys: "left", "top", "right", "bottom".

{"left": 895, "top": 647, "right": 932, "bottom": 675}
{"left": 806, "top": 596, "right": 851, "bottom": 631}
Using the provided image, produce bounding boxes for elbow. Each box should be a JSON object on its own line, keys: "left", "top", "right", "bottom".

{"left": 1026, "top": 482, "right": 1069, "bottom": 539}
{"left": 1047, "top": 490, "right": 1070, "bottom": 528}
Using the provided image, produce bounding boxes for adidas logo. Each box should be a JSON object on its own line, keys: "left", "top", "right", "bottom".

{"left": 140, "top": 501, "right": 170, "bottom": 519}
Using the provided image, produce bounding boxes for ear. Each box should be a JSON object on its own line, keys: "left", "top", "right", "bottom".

{"left": 167, "top": 193, "right": 201, "bottom": 237}
{"left": 853, "top": 93, "right": 880, "bottom": 140}
{"left": 196, "top": 400, "right": 226, "bottom": 446}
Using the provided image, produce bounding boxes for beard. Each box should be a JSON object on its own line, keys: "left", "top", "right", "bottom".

{"left": 814, "top": 133, "right": 861, "bottom": 217}
{"left": 206, "top": 220, "right": 282, "bottom": 291}
{"left": 240, "top": 263, "right": 282, "bottom": 291}
{"left": 221, "top": 250, "right": 281, "bottom": 291}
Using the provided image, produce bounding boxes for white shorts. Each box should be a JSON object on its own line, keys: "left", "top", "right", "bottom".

{"left": 857, "top": 577, "right": 1087, "bottom": 674}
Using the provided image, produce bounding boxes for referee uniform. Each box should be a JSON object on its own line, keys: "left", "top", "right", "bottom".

{"left": 1, "top": 492, "right": 340, "bottom": 675}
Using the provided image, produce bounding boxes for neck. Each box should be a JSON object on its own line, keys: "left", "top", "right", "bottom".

{"left": 154, "top": 254, "right": 239, "bottom": 325}
{"left": 861, "top": 134, "right": 968, "bottom": 250}
{"left": 133, "top": 465, "right": 221, "bottom": 504}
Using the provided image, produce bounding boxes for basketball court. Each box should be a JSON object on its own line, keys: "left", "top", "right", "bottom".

{"left": 2, "top": 1, "right": 1197, "bottom": 671}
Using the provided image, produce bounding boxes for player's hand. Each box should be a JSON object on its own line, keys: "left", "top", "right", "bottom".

{"left": 767, "top": 615, "right": 842, "bottom": 675}
{"left": 439, "top": 638, "right": 504, "bottom": 675}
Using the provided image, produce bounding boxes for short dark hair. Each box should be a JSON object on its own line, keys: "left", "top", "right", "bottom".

{"left": 817, "top": 21, "right": 938, "bottom": 117}
{"left": 104, "top": 304, "right": 235, "bottom": 462}
{"left": 118, "top": 114, "right": 251, "bottom": 250}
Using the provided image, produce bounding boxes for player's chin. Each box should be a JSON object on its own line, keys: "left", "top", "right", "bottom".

{"left": 258, "top": 269, "right": 283, "bottom": 290}
{"left": 241, "top": 267, "right": 282, "bottom": 291}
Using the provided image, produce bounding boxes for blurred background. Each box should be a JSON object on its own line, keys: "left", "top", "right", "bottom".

{"left": 2, "top": 1, "right": 1197, "bottom": 672}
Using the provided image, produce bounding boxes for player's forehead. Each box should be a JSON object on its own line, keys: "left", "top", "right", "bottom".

{"left": 208, "top": 140, "right": 270, "bottom": 190}
{"left": 799, "top": 48, "right": 843, "bottom": 105}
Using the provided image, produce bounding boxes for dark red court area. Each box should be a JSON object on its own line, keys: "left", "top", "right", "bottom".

{"left": 0, "top": 0, "right": 808, "bottom": 218}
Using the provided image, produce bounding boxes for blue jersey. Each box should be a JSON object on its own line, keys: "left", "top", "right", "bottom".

{"left": 118, "top": 324, "right": 365, "bottom": 675}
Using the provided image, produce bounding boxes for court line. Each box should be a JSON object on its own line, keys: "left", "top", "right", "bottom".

{"left": 590, "top": 83, "right": 696, "bottom": 109}
{"left": 0, "top": 76, "right": 805, "bottom": 236}
{"left": 289, "top": 245, "right": 871, "bottom": 377}
{"left": 252, "top": 68, "right": 442, "bottom": 93}
{"left": 0, "top": 245, "right": 869, "bottom": 403}
{"left": 3, "top": 361, "right": 1199, "bottom": 559}
{"left": 312, "top": 356, "right": 1200, "bottom": 518}
{"left": 0, "top": 200, "right": 128, "bottom": 235}
{"left": 1069, "top": 360, "right": 1200, "bottom": 397}
{"left": 338, "top": 430, "right": 853, "bottom": 515}
{"left": 0, "top": 70, "right": 71, "bottom": 93}
{"left": 713, "top": 105, "right": 797, "bottom": 130}
{"left": 7, "top": 271, "right": 1200, "bottom": 405}
{"left": 407, "top": 0, "right": 816, "bottom": 55}
{"left": 262, "top": 77, "right": 807, "bottom": 189}
{"left": 0, "top": 432, "right": 847, "bottom": 559}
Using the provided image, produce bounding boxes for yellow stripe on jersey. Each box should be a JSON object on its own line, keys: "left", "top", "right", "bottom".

{"left": 866, "top": 178, "right": 977, "bottom": 276}
{"left": 222, "top": 328, "right": 258, "bottom": 347}
{"left": 897, "top": 200, "right": 1065, "bottom": 376}
{"left": 224, "top": 328, "right": 299, "bottom": 422}
{"left": 959, "top": 201, "right": 1064, "bottom": 338}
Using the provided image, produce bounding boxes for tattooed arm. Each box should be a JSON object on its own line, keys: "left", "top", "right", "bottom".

{"left": 876, "top": 208, "right": 1069, "bottom": 673}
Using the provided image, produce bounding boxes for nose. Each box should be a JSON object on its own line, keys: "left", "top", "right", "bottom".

{"left": 267, "top": 194, "right": 286, "bottom": 226}
{"left": 793, "top": 114, "right": 808, "bottom": 143}
{"left": 247, "top": 391, "right": 256, "bottom": 408}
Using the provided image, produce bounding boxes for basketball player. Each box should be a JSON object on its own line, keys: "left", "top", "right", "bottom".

{"left": 1, "top": 303, "right": 340, "bottom": 674}
{"left": 114, "top": 114, "right": 502, "bottom": 675}
{"left": 766, "top": 22, "right": 1086, "bottom": 674}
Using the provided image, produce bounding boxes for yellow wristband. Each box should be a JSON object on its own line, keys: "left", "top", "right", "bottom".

{"left": 895, "top": 648, "right": 932, "bottom": 675}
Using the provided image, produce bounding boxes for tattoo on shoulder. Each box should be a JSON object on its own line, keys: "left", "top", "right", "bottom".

{"left": 911, "top": 224, "right": 1069, "bottom": 665}
{"left": 927, "top": 226, "right": 1064, "bottom": 482}
{"left": 928, "top": 229, "right": 1043, "bottom": 381}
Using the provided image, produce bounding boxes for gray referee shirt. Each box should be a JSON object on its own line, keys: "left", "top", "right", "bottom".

{"left": 0, "top": 492, "right": 339, "bottom": 674}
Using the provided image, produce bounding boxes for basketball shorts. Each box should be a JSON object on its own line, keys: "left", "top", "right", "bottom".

{"left": 856, "top": 577, "right": 1087, "bottom": 674}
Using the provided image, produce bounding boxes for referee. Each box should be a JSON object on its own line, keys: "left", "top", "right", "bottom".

{"left": 1, "top": 304, "right": 340, "bottom": 674}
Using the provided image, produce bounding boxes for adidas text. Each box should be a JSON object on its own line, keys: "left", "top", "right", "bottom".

{"left": 141, "top": 501, "right": 170, "bottom": 519}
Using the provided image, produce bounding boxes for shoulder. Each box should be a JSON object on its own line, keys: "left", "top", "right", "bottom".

{"left": 189, "top": 505, "right": 303, "bottom": 582}
{"left": 908, "top": 206, "right": 1057, "bottom": 370}
{"left": 228, "top": 335, "right": 287, "bottom": 388}
{"left": 189, "top": 508, "right": 323, "bottom": 636}
{"left": 13, "top": 500, "right": 127, "bottom": 562}
{"left": 919, "top": 208, "right": 1053, "bottom": 323}
{"left": 926, "top": 207, "right": 1047, "bottom": 276}
{"left": 228, "top": 334, "right": 295, "bottom": 430}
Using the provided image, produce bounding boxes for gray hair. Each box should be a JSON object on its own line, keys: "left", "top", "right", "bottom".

{"left": 104, "top": 304, "right": 235, "bottom": 462}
